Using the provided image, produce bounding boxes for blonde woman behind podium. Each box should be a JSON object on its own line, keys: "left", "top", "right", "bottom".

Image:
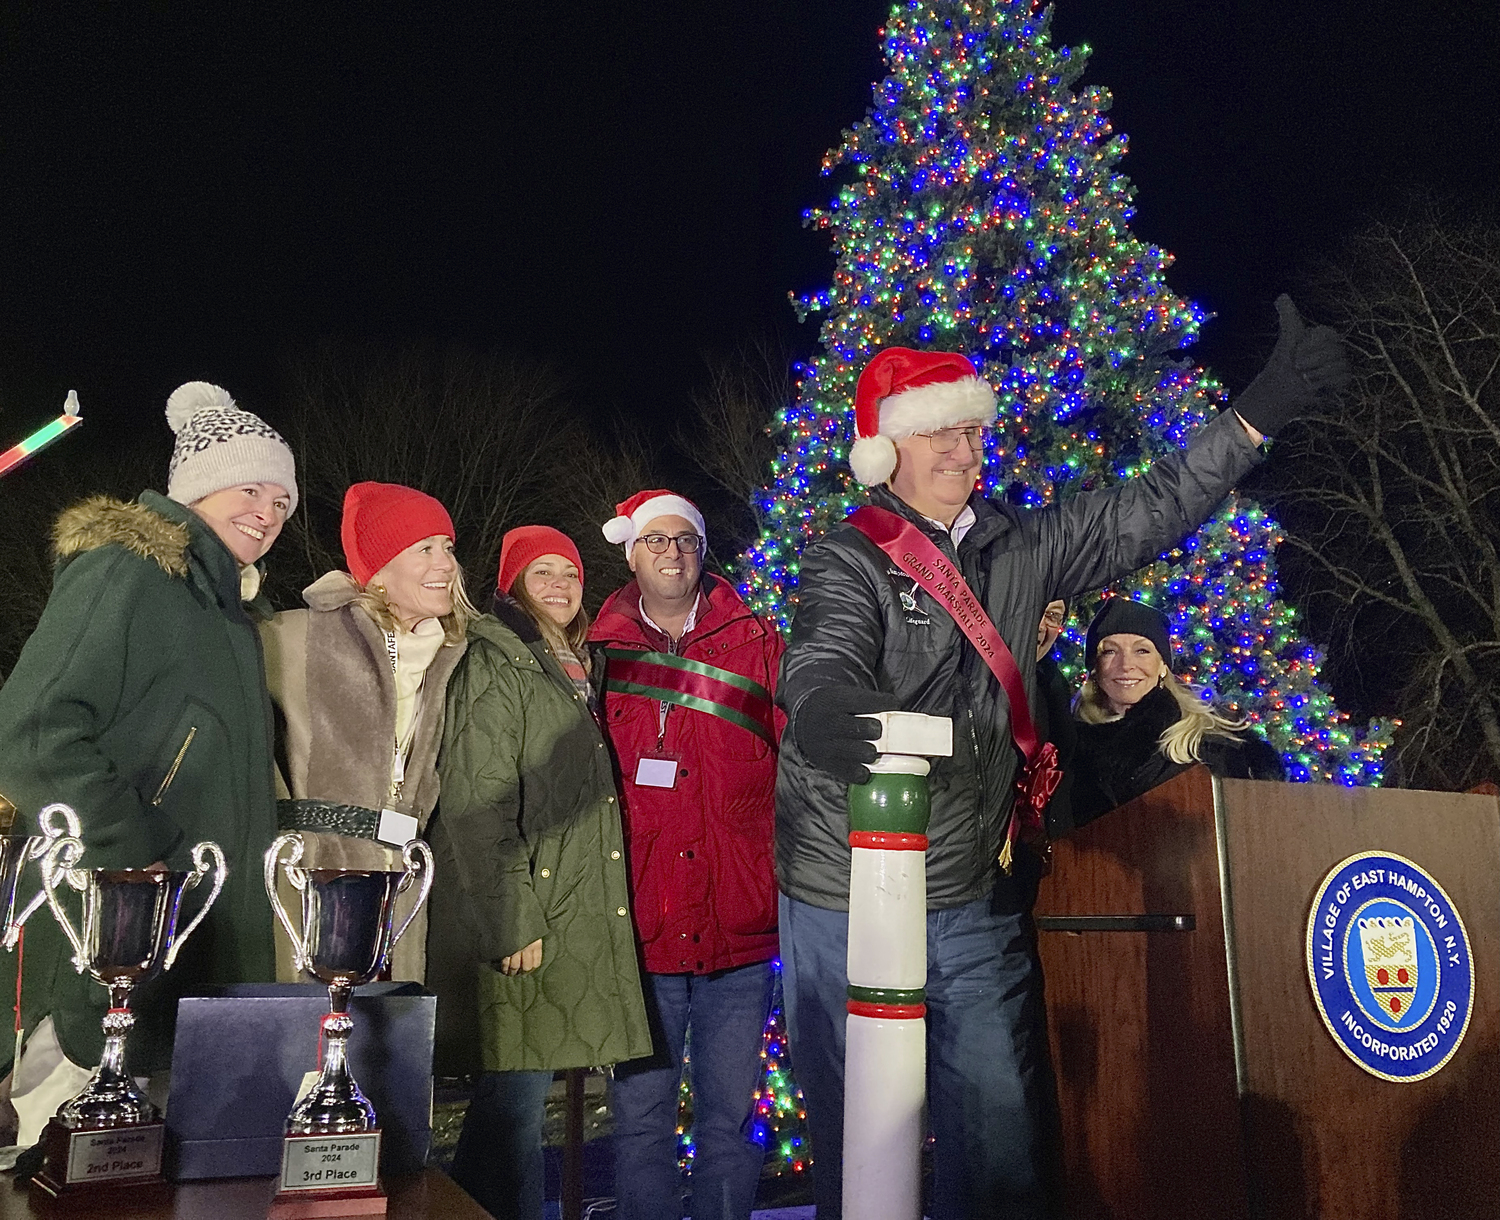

{"left": 1070, "top": 598, "right": 1283, "bottom": 827}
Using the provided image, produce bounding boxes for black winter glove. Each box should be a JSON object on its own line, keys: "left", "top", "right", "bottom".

{"left": 1232, "top": 294, "right": 1351, "bottom": 437}
{"left": 792, "top": 685, "right": 901, "bottom": 786}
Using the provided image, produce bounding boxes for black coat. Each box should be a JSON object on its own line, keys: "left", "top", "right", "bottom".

{"left": 1070, "top": 684, "right": 1285, "bottom": 828}
{"left": 775, "top": 409, "right": 1264, "bottom": 912}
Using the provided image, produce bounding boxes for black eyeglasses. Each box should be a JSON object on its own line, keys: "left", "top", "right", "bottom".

{"left": 919, "top": 425, "right": 993, "bottom": 454}
{"left": 636, "top": 533, "right": 704, "bottom": 555}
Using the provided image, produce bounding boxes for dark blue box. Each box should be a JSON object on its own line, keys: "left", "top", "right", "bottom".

{"left": 164, "top": 982, "right": 435, "bottom": 1181}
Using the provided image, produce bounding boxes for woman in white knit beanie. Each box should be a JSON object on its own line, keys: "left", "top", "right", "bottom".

{"left": 0, "top": 382, "right": 296, "bottom": 1141}
{"left": 165, "top": 380, "right": 298, "bottom": 590}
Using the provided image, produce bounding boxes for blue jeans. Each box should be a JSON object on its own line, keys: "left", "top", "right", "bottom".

{"left": 450, "top": 1069, "right": 555, "bottom": 1220}
{"left": 611, "top": 962, "right": 775, "bottom": 1220}
{"left": 779, "top": 887, "right": 1059, "bottom": 1220}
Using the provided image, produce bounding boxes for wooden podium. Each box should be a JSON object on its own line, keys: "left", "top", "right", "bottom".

{"left": 1034, "top": 767, "right": 1499, "bottom": 1220}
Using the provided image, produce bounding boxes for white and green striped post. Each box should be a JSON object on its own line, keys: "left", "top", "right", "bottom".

{"left": 843, "top": 712, "right": 952, "bottom": 1220}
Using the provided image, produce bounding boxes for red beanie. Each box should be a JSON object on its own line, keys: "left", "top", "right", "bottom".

{"left": 498, "top": 525, "right": 584, "bottom": 595}
{"left": 341, "top": 482, "right": 455, "bottom": 586}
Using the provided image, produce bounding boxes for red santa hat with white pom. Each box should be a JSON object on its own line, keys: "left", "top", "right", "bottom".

{"left": 848, "top": 347, "right": 997, "bottom": 485}
{"left": 602, "top": 489, "right": 707, "bottom": 552}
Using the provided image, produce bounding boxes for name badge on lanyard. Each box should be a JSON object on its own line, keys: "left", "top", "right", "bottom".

{"left": 634, "top": 756, "right": 680, "bottom": 789}
{"left": 632, "top": 688, "right": 681, "bottom": 788}
{"left": 377, "top": 808, "right": 419, "bottom": 848}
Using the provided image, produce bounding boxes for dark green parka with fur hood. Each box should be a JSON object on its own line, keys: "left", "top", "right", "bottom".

{"left": 0, "top": 492, "right": 279, "bottom": 1072}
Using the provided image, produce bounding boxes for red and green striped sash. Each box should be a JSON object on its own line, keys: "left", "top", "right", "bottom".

{"left": 601, "top": 648, "right": 776, "bottom": 746}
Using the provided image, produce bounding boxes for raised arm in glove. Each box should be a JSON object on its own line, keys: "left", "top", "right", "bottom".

{"left": 1232, "top": 293, "right": 1351, "bottom": 440}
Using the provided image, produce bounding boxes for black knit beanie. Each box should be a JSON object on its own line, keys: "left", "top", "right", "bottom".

{"left": 1084, "top": 598, "right": 1173, "bottom": 670}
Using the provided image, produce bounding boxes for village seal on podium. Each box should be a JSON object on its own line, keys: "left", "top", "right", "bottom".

{"left": 1305, "top": 851, "right": 1474, "bottom": 1082}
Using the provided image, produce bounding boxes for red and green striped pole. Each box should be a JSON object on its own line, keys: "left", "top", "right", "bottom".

{"left": 843, "top": 712, "right": 951, "bottom": 1220}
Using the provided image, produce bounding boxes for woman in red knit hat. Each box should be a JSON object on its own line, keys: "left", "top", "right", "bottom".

{"left": 496, "top": 525, "right": 592, "bottom": 697}
{"left": 260, "top": 481, "right": 479, "bottom": 982}
{"left": 426, "top": 524, "right": 649, "bottom": 1220}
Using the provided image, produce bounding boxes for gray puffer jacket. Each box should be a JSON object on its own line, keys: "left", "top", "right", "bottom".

{"left": 776, "top": 408, "right": 1263, "bottom": 913}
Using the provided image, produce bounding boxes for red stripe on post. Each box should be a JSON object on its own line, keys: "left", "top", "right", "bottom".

{"left": 846, "top": 1000, "right": 927, "bottom": 1020}
{"left": 847, "top": 831, "right": 929, "bottom": 851}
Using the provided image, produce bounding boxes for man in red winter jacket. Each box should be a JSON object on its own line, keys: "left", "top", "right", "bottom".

{"left": 590, "top": 489, "right": 784, "bottom": 1220}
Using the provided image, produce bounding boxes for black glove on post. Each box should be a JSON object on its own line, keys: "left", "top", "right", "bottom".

{"left": 793, "top": 685, "right": 902, "bottom": 786}
{"left": 1232, "top": 294, "right": 1351, "bottom": 438}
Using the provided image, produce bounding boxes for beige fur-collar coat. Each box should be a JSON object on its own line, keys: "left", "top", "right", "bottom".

{"left": 260, "top": 570, "right": 466, "bottom": 982}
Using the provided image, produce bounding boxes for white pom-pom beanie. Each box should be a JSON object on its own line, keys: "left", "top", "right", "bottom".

{"left": 165, "top": 382, "right": 299, "bottom": 513}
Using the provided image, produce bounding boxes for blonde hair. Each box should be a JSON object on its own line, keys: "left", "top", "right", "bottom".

{"left": 508, "top": 577, "right": 592, "bottom": 657}
{"left": 355, "top": 566, "right": 480, "bottom": 646}
{"left": 1075, "top": 666, "right": 1246, "bottom": 765}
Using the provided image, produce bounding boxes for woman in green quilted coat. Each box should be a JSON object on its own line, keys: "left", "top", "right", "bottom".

{"left": 427, "top": 525, "right": 649, "bottom": 1220}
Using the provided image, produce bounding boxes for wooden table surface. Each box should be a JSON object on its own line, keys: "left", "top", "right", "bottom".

{"left": 0, "top": 1169, "right": 488, "bottom": 1219}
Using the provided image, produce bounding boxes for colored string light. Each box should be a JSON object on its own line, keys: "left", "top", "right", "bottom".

{"left": 673, "top": 970, "right": 809, "bottom": 1178}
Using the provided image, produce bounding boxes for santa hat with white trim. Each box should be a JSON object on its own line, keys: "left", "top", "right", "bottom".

{"left": 848, "top": 347, "right": 998, "bottom": 485}
{"left": 602, "top": 489, "right": 708, "bottom": 552}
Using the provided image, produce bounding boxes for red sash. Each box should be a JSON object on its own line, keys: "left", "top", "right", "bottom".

{"left": 601, "top": 648, "right": 777, "bottom": 746}
{"left": 848, "top": 505, "right": 1061, "bottom": 856}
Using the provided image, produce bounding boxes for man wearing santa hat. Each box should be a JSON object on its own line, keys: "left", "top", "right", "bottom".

{"left": 776, "top": 300, "right": 1348, "bottom": 1218}
{"left": 590, "top": 490, "right": 785, "bottom": 1220}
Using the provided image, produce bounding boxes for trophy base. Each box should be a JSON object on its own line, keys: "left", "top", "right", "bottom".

{"left": 268, "top": 1190, "right": 387, "bottom": 1218}
{"left": 270, "top": 1129, "right": 386, "bottom": 1217}
{"left": 30, "top": 1116, "right": 171, "bottom": 1204}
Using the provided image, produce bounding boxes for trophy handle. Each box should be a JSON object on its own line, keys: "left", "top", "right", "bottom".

{"left": 264, "top": 832, "right": 311, "bottom": 973}
{"left": 386, "top": 839, "right": 434, "bottom": 957}
{"left": 7, "top": 838, "right": 48, "bottom": 946}
{"left": 40, "top": 836, "right": 90, "bottom": 973}
{"left": 8, "top": 803, "right": 83, "bottom": 939}
{"left": 36, "top": 802, "right": 82, "bottom": 844}
{"left": 163, "top": 841, "right": 227, "bottom": 971}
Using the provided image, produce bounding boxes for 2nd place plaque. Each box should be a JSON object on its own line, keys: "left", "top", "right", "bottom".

{"left": 63, "top": 1124, "right": 165, "bottom": 1186}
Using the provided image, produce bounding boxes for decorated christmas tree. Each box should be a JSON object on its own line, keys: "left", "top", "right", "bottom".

{"left": 740, "top": 0, "right": 1391, "bottom": 784}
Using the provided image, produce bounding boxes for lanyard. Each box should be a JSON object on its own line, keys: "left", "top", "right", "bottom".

{"left": 640, "top": 595, "right": 698, "bottom": 749}
{"left": 383, "top": 630, "right": 420, "bottom": 800}
{"left": 654, "top": 633, "right": 678, "bottom": 749}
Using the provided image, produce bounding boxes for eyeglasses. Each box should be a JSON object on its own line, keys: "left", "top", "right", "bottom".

{"left": 636, "top": 533, "right": 704, "bottom": 555}
{"left": 919, "top": 425, "right": 992, "bottom": 454}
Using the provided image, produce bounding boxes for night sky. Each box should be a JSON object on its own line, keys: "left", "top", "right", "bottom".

{"left": 2, "top": 1, "right": 1497, "bottom": 447}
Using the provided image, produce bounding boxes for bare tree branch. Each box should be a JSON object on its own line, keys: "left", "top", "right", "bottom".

{"left": 1266, "top": 197, "right": 1500, "bottom": 788}
{"left": 270, "top": 341, "right": 583, "bottom": 607}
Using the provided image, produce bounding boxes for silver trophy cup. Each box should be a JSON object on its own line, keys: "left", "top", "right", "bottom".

{"left": 0, "top": 802, "right": 81, "bottom": 950}
{"left": 40, "top": 836, "right": 226, "bottom": 1128}
{"left": 264, "top": 831, "right": 433, "bottom": 1135}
